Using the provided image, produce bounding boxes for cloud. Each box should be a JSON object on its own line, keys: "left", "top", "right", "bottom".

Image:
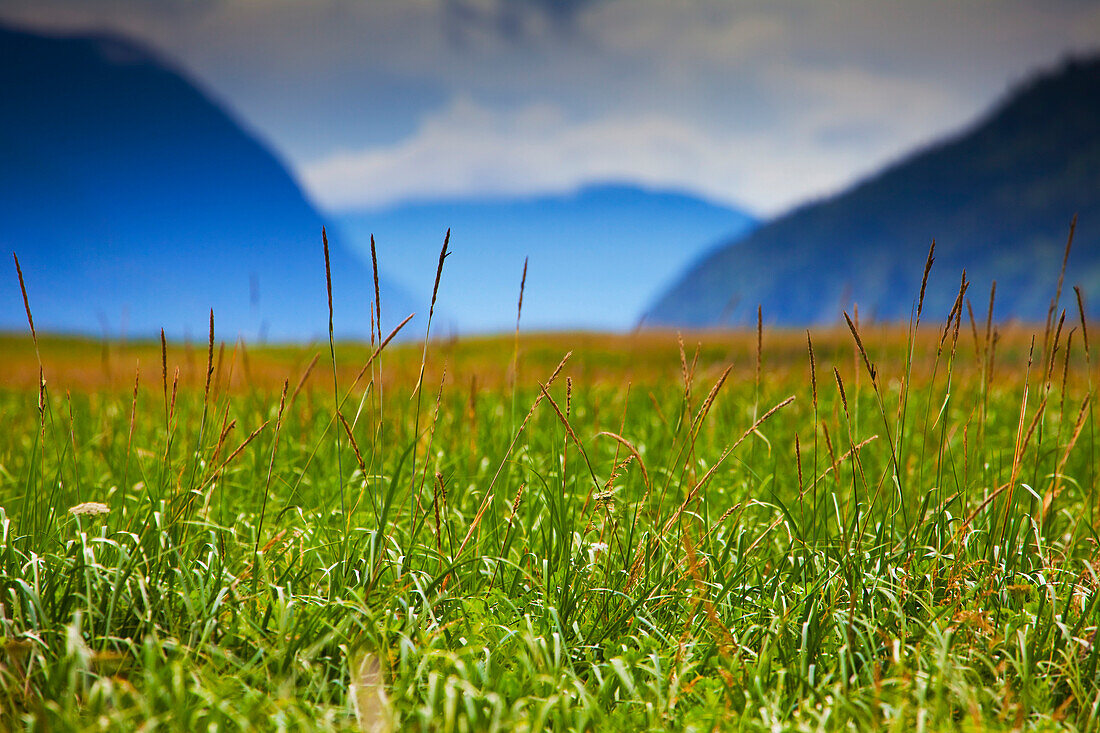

{"left": 2, "top": 0, "right": 1096, "bottom": 214}
{"left": 301, "top": 64, "right": 963, "bottom": 215}
{"left": 292, "top": 0, "right": 1091, "bottom": 213}
{"left": 443, "top": 0, "right": 598, "bottom": 41}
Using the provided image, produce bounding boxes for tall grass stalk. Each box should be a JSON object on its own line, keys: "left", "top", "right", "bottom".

{"left": 3, "top": 221, "right": 1099, "bottom": 731}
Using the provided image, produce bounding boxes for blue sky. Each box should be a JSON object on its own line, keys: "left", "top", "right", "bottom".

{"left": 3, "top": 0, "right": 1097, "bottom": 218}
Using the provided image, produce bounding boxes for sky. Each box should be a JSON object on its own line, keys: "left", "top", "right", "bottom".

{"left": 2, "top": 0, "right": 1097, "bottom": 217}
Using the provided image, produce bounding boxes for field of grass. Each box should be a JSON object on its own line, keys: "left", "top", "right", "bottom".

{"left": 2, "top": 263, "right": 1100, "bottom": 730}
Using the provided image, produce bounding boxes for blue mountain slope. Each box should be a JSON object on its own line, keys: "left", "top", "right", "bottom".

{"left": 645, "top": 56, "right": 1100, "bottom": 328}
{"left": 0, "top": 25, "right": 415, "bottom": 342}
{"left": 338, "top": 185, "right": 755, "bottom": 334}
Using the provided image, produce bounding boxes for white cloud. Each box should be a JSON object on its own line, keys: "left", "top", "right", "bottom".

{"left": 3, "top": 0, "right": 1095, "bottom": 214}
{"left": 289, "top": 0, "right": 1088, "bottom": 214}
{"left": 302, "top": 67, "right": 963, "bottom": 215}
{"left": 305, "top": 97, "right": 746, "bottom": 211}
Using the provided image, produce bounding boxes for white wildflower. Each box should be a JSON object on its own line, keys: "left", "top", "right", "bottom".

{"left": 587, "top": 541, "right": 609, "bottom": 567}
{"left": 69, "top": 502, "right": 109, "bottom": 517}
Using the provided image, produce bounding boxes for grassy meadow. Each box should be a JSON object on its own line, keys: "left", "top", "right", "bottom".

{"left": 2, "top": 254, "right": 1100, "bottom": 730}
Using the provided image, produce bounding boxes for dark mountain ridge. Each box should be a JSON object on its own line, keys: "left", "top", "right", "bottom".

{"left": 644, "top": 55, "right": 1100, "bottom": 327}
{"left": 0, "top": 24, "right": 412, "bottom": 341}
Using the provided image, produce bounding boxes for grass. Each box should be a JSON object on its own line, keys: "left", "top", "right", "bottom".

{"left": 1, "top": 251, "right": 1099, "bottom": 731}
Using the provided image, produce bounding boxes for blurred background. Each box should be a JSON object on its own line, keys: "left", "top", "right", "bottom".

{"left": 1, "top": 1, "right": 1098, "bottom": 341}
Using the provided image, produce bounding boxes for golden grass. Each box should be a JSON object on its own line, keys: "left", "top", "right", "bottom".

{"left": 0, "top": 322, "right": 1078, "bottom": 398}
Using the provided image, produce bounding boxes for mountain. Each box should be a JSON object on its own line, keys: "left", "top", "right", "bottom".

{"left": 644, "top": 56, "right": 1100, "bottom": 328}
{"left": 337, "top": 184, "right": 755, "bottom": 333}
{"left": 0, "top": 25, "right": 415, "bottom": 342}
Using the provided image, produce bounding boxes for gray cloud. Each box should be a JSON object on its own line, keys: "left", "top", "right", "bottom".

{"left": 1, "top": 0, "right": 1096, "bottom": 213}
{"left": 444, "top": 0, "right": 601, "bottom": 41}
